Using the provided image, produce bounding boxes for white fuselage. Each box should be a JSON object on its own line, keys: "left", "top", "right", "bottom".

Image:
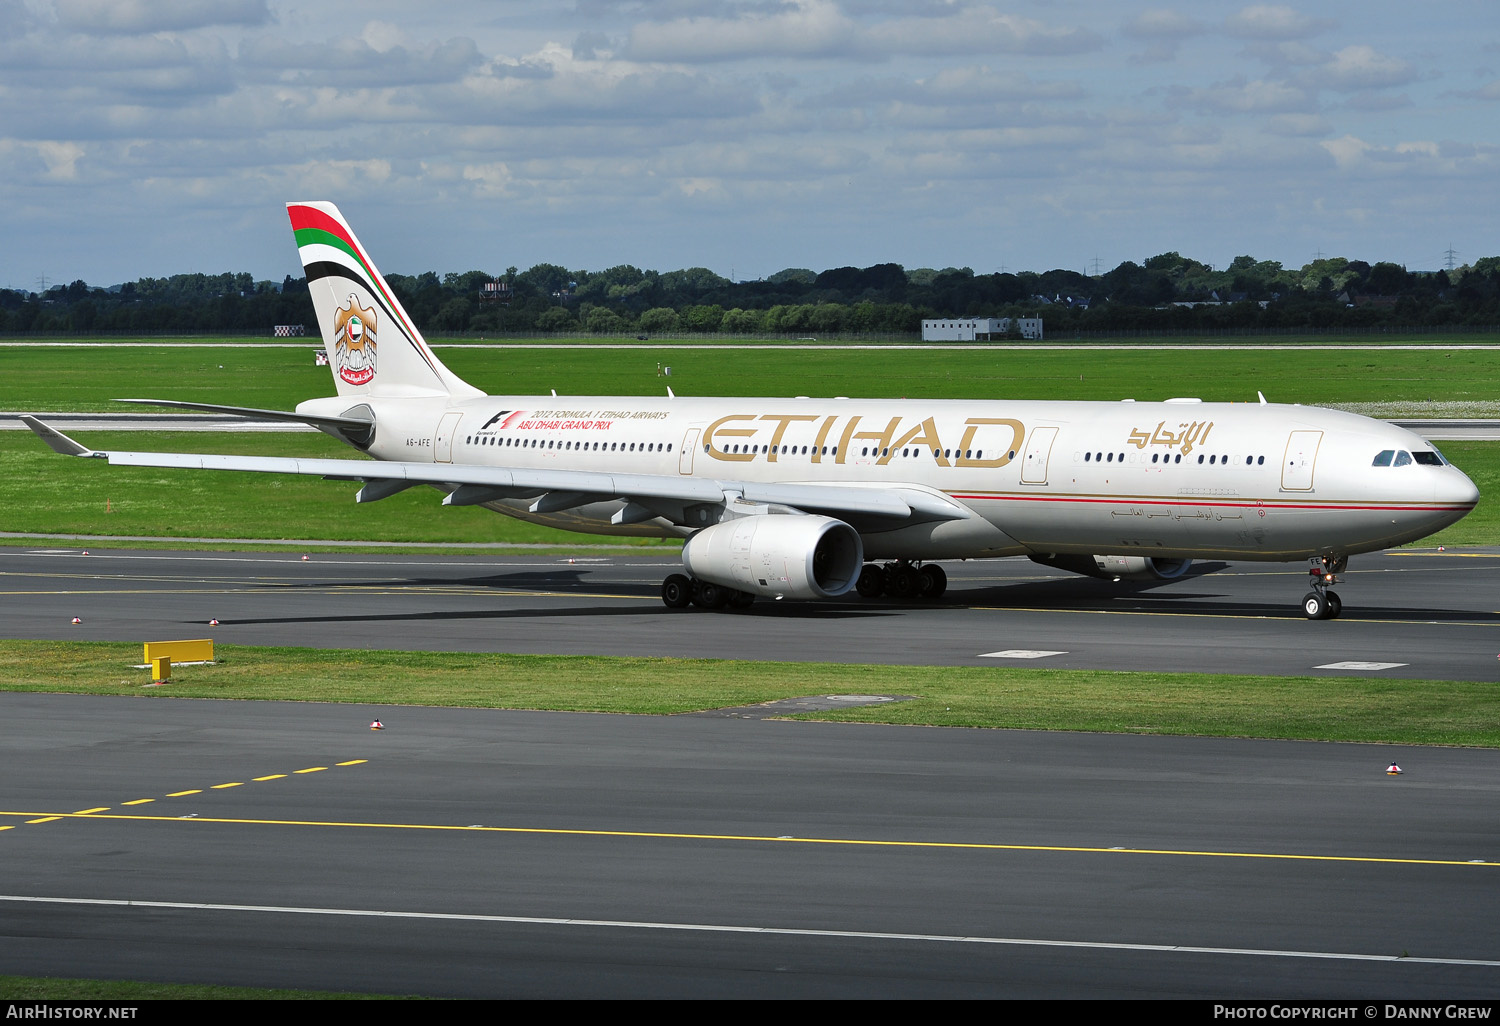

{"left": 306, "top": 392, "right": 1480, "bottom": 564}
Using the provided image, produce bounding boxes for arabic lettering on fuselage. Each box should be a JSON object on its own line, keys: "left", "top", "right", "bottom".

{"left": 1126, "top": 420, "right": 1214, "bottom": 456}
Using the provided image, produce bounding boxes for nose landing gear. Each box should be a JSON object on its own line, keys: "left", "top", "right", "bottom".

{"left": 1301, "top": 555, "right": 1346, "bottom": 620}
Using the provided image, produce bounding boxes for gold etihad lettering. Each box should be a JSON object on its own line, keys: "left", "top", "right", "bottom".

{"left": 1126, "top": 420, "right": 1214, "bottom": 456}
{"left": 956, "top": 418, "right": 1024, "bottom": 467}
{"left": 701, "top": 412, "right": 1029, "bottom": 469}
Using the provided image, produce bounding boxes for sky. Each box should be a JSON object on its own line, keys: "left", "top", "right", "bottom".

{"left": 2, "top": 0, "right": 1497, "bottom": 289}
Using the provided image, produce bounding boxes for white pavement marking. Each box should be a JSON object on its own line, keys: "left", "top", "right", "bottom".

{"left": 979, "top": 650, "right": 1068, "bottom": 659}
{"left": 1314, "top": 661, "right": 1410, "bottom": 670}
{"left": 0, "top": 894, "right": 1496, "bottom": 968}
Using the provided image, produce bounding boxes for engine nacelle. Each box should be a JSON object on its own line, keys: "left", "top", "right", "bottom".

{"left": 682, "top": 515, "right": 864, "bottom": 600}
{"left": 1029, "top": 554, "right": 1193, "bottom": 581}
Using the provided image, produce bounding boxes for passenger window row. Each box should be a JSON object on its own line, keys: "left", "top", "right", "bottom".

{"left": 465, "top": 435, "right": 673, "bottom": 454}
{"left": 1080, "top": 451, "right": 1267, "bottom": 466}
{"left": 703, "top": 444, "right": 1020, "bottom": 461}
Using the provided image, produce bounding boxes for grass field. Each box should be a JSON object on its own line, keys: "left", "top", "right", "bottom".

{"left": 4, "top": 640, "right": 1498, "bottom": 747}
{"left": 4, "top": 338, "right": 1500, "bottom": 413}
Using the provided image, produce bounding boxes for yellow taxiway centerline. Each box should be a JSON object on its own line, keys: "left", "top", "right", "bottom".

{"left": 0, "top": 809, "right": 1491, "bottom": 868}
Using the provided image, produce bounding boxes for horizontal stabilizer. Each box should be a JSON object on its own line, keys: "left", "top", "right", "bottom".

{"left": 114, "top": 399, "right": 373, "bottom": 432}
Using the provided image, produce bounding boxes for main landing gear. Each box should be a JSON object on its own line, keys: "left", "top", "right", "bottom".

{"left": 1301, "top": 555, "right": 1347, "bottom": 620}
{"left": 660, "top": 573, "right": 756, "bottom": 611}
{"left": 854, "top": 561, "right": 947, "bottom": 601}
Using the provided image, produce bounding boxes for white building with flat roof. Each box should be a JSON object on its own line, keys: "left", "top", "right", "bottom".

{"left": 922, "top": 317, "right": 1042, "bottom": 341}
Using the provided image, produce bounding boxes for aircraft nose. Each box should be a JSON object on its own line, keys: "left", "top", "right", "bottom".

{"left": 1439, "top": 467, "right": 1480, "bottom": 509}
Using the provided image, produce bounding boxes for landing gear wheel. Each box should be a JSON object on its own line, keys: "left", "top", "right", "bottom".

{"left": 695, "top": 581, "right": 729, "bottom": 610}
{"left": 661, "top": 573, "right": 692, "bottom": 609}
{"left": 1302, "top": 591, "right": 1330, "bottom": 620}
{"left": 855, "top": 564, "right": 885, "bottom": 598}
{"left": 729, "top": 590, "right": 755, "bottom": 609}
{"left": 918, "top": 564, "right": 947, "bottom": 600}
{"left": 1325, "top": 590, "right": 1342, "bottom": 619}
{"left": 887, "top": 564, "right": 920, "bottom": 599}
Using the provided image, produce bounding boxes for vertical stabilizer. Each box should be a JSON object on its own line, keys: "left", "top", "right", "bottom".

{"left": 287, "top": 202, "right": 483, "bottom": 399}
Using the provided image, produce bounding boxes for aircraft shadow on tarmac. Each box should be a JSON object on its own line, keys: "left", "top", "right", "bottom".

{"left": 952, "top": 566, "right": 1500, "bottom": 623}
{"left": 199, "top": 601, "right": 904, "bottom": 627}
{"left": 263, "top": 569, "right": 599, "bottom": 591}
{"left": 205, "top": 562, "right": 1499, "bottom": 624}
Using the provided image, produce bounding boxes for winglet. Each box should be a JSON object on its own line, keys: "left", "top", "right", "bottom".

{"left": 20, "top": 416, "right": 100, "bottom": 457}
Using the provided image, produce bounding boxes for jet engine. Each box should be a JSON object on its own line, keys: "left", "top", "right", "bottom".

{"left": 682, "top": 515, "right": 863, "bottom": 600}
{"left": 1029, "top": 554, "right": 1193, "bottom": 581}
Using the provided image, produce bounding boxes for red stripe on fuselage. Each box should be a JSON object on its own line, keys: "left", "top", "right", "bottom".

{"left": 948, "top": 493, "right": 1474, "bottom": 513}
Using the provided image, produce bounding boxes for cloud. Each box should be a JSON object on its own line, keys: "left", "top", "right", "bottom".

{"left": 240, "top": 33, "right": 483, "bottom": 88}
{"left": 811, "top": 65, "right": 1085, "bottom": 109}
{"left": 1320, "top": 133, "right": 1499, "bottom": 177}
{"left": 0, "top": 31, "right": 237, "bottom": 112}
{"left": 1316, "top": 45, "right": 1416, "bottom": 91}
{"left": 53, "top": 0, "right": 270, "bottom": 35}
{"left": 624, "top": 1, "right": 1103, "bottom": 62}
{"left": 1225, "top": 5, "right": 1332, "bottom": 42}
{"left": 1123, "top": 8, "right": 1206, "bottom": 61}
{"left": 626, "top": 0, "right": 856, "bottom": 61}
{"left": 1168, "top": 76, "right": 1313, "bottom": 115}
{"left": 1262, "top": 113, "right": 1332, "bottom": 137}
{"left": 1455, "top": 79, "right": 1500, "bottom": 101}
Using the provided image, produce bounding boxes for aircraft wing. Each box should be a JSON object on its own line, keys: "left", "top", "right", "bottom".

{"left": 22, "top": 417, "right": 970, "bottom": 527}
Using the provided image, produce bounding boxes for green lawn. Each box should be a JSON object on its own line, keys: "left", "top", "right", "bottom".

{"left": 3, "top": 640, "right": 1498, "bottom": 746}
{"left": 5, "top": 338, "right": 1499, "bottom": 413}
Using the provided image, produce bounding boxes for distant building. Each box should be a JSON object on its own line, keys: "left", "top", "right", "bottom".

{"left": 922, "top": 317, "right": 1042, "bottom": 341}
{"left": 478, "top": 279, "right": 512, "bottom": 303}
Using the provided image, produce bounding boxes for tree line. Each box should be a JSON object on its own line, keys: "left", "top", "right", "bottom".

{"left": 4, "top": 253, "right": 1499, "bottom": 336}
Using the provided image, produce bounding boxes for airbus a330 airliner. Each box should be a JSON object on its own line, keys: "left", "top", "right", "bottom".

{"left": 25, "top": 202, "right": 1480, "bottom": 618}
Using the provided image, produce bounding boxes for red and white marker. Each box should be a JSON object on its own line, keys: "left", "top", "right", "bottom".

{"left": 209, "top": 619, "right": 219, "bottom": 626}
{"left": 370, "top": 720, "right": 384, "bottom": 731}
{"left": 1386, "top": 763, "right": 1403, "bottom": 775}
{"left": 71, "top": 616, "right": 81, "bottom": 624}
{"left": 301, "top": 555, "right": 310, "bottom": 561}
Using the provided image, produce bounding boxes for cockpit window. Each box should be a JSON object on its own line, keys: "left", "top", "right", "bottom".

{"left": 1393, "top": 450, "right": 1413, "bottom": 467}
{"left": 1412, "top": 451, "right": 1444, "bottom": 466}
{"left": 1372, "top": 450, "right": 1394, "bottom": 467}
